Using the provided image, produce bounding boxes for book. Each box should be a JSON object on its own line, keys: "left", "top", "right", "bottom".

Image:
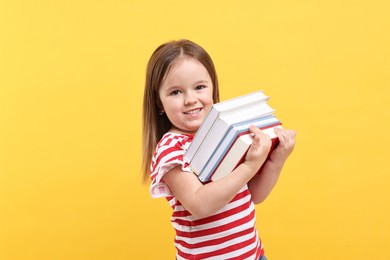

{"left": 184, "top": 90, "right": 281, "bottom": 182}
{"left": 184, "top": 90, "right": 269, "bottom": 164}
{"left": 211, "top": 125, "right": 281, "bottom": 182}
{"left": 188, "top": 102, "right": 275, "bottom": 174}
{"left": 193, "top": 116, "right": 280, "bottom": 182}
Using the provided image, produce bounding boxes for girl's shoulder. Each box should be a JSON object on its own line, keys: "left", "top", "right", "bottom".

{"left": 156, "top": 132, "right": 194, "bottom": 151}
{"left": 150, "top": 132, "right": 195, "bottom": 198}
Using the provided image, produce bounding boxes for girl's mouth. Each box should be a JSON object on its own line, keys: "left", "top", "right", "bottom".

{"left": 184, "top": 108, "right": 202, "bottom": 115}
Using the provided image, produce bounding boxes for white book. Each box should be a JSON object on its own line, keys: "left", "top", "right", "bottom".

{"left": 184, "top": 90, "right": 269, "bottom": 164}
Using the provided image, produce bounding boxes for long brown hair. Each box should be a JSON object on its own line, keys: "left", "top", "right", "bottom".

{"left": 142, "top": 39, "right": 220, "bottom": 183}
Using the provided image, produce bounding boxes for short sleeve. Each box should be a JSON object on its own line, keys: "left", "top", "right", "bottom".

{"left": 150, "top": 133, "right": 193, "bottom": 198}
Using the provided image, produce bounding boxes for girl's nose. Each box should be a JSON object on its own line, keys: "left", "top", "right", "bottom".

{"left": 184, "top": 94, "right": 197, "bottom": 106}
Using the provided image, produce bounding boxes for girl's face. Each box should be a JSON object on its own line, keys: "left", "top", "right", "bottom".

{"left": 159, "top": 57, "right": 214, "bottom": 135}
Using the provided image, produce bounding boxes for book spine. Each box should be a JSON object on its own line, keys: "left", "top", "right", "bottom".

{"left": 190, "top": 118, "right": 230, "bottom": 175}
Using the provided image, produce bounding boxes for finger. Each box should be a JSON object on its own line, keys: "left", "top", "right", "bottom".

{"left": 274, "top": 126, "right": 283, "bottom": 133}
{"left": 275, "top": 129, "right": 295, "bottom": 148}
{"left": 275, "top": 128, "right": 286, "bottom": 144}
{"left": 258, "top": 130, "right": 272, "bottom": 149}
{"left": 279, "top": 130, "right": 296, "bottom": 150}
{"left": 249, "top": 124, "right": 260, "bottom": 135}
{"left": 249, "top": 126, "right": 270, "bottom": 151}
{"left": 249, "top": 130, "right": 261, "bottom": 151}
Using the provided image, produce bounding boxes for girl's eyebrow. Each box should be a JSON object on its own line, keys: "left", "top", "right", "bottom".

{"left": 194, "top": 80, "right": 210, "bottom": 85}
{"left": 165, "top": 80, "right": 210, "bottom": 91}
{"left": 162, "top": 86, "right": 182, "bottom": 95}
{"left": 164, "top": 85, "right": 181, "bottom": 92}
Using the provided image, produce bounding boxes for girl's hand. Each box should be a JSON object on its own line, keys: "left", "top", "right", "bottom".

{"left": 269, "top": 127, "right": 296, "bottom": 164}
{"left": 242, "top": 125, "right": 272, "bottom": 174}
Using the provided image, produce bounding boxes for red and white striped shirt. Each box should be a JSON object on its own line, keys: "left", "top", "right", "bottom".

{"left": 150, "top": 133, "right": 264, "bottom": 260}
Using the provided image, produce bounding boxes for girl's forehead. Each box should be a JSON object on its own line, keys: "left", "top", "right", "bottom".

{"left": 170, "top": 56, "right": 202, "bottom": 69}
{"left": 163, "top": 56, "right": 207, "bottom": 80}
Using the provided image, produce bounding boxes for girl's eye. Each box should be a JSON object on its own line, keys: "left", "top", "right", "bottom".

{"left": 196, "top": 85, "right": 206, "bottom": 90}
{"left": 170, "top": 90, "right": 181, "bottom": 95}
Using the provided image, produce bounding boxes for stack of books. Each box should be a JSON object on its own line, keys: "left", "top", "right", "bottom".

{"left": 184, "top": 90, "right": 281, "bottom": 182}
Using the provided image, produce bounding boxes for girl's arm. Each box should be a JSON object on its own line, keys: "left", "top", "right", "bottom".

{"left": 248, "top": 127, "right": 296, "bottom": 204}
{"left": 162, "top": 125, "right": 272, "bottom": 219}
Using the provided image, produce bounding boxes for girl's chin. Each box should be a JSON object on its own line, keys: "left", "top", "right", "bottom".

{"left": 171, "top": 125, "right": 199, "bottom": 135}
{"left": 182, "top": 127, "right": 198, "bottom": 135}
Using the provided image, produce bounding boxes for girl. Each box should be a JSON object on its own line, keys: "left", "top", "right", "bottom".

{"left": 142, "top": 39, "right": 296, "bottom": 260}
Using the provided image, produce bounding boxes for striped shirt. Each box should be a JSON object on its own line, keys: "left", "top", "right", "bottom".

{"left": 150, "top": 132, "right": 264, "bottom": 260}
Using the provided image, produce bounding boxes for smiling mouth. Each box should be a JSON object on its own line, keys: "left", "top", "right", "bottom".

{"left": 184, "top": 108, "right": 202, "bottom": 115}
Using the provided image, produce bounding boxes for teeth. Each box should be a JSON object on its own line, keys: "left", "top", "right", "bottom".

{"left": 185, "top": 109, "right": 201, "bottom": 114}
